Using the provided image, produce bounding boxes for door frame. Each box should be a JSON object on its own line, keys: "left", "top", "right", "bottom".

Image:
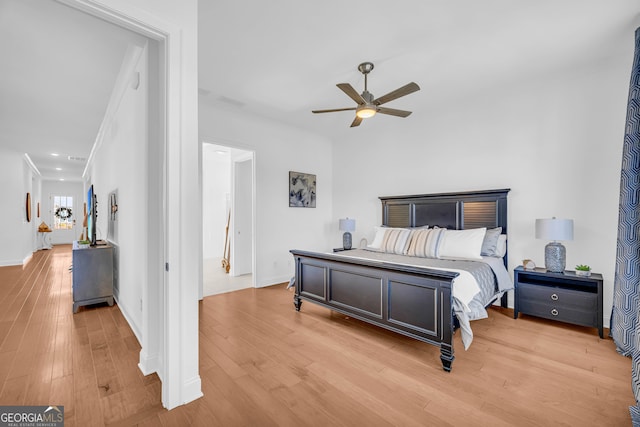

{"left": 59, "top": 0, "right": 201, "bottom": 410}
{"left": 200, "top": 140, "right": 256, "bottom": 295}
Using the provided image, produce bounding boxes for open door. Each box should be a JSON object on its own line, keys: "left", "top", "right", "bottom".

{"left": 231, "top": 155, "right": 253, "bottom": 276}
{"left": 201, "top": 143, "right": 255, "bottom": 296}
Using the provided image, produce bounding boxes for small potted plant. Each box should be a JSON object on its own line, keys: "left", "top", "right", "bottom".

{"left": 575, "top": 264, "right": 591, "bottom": 277}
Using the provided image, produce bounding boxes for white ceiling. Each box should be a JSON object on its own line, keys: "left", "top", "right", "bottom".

{"left": 0, "top": 0, "right": 141, "bottom": 181}
{"left": 2, "top": 0, "right": 639, "bottom": 181}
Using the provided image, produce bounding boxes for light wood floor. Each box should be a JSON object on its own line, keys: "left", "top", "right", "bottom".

{"left": 0, "top": 245, "right": 633, "bottom": 426}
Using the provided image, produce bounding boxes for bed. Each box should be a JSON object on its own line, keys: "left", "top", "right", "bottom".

{"left": 290, "top": 189, "right": 511, "bottom": 372}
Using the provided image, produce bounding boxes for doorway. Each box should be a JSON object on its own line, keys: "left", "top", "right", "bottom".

{"left": 42, "top": 181, "right": 84, "bottom": 245}
{"left": 202, "top": 143, "right": 255, "bottom": 297}
{"left": 62, "top": 0, "right": 203, "bottom": 410}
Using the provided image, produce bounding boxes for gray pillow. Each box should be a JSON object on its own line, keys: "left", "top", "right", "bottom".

{"left": 481, "top": 227, "right": 502, "bottom": 256}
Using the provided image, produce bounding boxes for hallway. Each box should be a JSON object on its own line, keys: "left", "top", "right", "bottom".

{"left": 0, "top": 245, "right": 163, "bottom": 425}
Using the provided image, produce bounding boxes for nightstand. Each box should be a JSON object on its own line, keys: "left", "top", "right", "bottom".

{"left": 514, "top": 266, "right": 603, "bottom": 338}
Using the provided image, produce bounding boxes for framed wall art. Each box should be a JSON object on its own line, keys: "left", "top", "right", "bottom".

{"left": 25, "top": 192, "right": 31, "bottom": 222}
{"left": 289, "top": 171, "right": 316, "bottom": 208}
{"left": 107, "top": 190, "right": 118, "bottom": 241}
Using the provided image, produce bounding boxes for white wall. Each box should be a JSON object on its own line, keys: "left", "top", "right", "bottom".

{"left": 0, "top": 149, "right": 38, "bottom": 265}
{"left": 199, "top": 106, "right": 335, "bottom": 286}
{"left": 332, "top": 49, "right": 633, "bottom": 324}
{"left": 88, "top": 42, "right": 149, "bottom": 341}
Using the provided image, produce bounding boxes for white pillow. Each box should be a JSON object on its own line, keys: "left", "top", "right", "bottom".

{"left": 438, "top": 228, "right": 486, "bottom": 260}
{"left": 367, "top": 226, "right": 388, "bottom": 250}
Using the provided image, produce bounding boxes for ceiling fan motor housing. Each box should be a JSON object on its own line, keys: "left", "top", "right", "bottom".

{"left": 361, "top": 90, "right": 374, "bottom": 103}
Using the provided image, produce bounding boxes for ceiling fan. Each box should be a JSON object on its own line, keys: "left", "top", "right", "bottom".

{"left": 312, "top": 62, "right": 420, "bottom": 128}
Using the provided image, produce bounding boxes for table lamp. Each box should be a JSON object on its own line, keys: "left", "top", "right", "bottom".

{"left": 535, "top": 217, "right": 573, "bottom": 273}
{"left": 339, "top": 218, "right": 356, "bottom": 250}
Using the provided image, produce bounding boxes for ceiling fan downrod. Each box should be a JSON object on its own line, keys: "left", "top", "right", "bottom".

{"left": 358, "top": 62, "right": 374, "bottom": 93}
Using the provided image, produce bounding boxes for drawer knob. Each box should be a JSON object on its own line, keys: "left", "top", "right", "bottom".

{"left": 551, "top": 308, "right": 559, "bottom": 316}
{"left": 551, "top": 293, "right": 559, "bottom": 301}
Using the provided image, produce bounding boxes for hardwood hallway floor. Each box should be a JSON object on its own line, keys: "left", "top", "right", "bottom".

{"left": 0, "top": 245, "right": 633, "bottom": 426}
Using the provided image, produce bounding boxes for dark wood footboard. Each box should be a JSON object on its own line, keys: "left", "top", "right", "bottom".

{"left": 290, "top": 249, "right": 459, "bottom": 372}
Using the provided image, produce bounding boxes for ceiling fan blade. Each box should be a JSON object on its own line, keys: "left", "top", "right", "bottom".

{"left": 312, "top": 107, "right": 357, "bottom": 114}
{"left": 350, "top": 116, "right": 363, "bottom": 127}
{"left": 337, "top": 83, "right": 366, "bottom": 105}
{"left": 374, "top": 82, "right": 420, "bottom": 106}
{"left": 377, "top": 107, "right": 412, "bottom": 118}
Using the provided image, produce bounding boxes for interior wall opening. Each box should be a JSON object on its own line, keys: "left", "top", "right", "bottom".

{"left": 202, "top": 142, "right": 255, "bottom": 297}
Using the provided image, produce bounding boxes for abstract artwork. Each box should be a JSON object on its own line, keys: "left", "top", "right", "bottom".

{"left": 289, "top": 171, "right": 316, "bottom": 208}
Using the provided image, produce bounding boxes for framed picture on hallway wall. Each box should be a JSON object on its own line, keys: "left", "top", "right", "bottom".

{"left": 25, "top": 193, "right": 31, "bottom": 222}
{"left": 289, "top": 171, "right": 316, "bottom": 208}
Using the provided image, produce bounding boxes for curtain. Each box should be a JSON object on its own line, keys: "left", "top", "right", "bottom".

{"left": 612, "top": 27, "right": 640, "bottom": 424}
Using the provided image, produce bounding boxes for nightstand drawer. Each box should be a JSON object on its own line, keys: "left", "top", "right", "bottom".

{"left": 518, "top": 298, "right": 597, "bottom": 326}
{"left": 517, "top": 283, "right": 597, "bottom": 310}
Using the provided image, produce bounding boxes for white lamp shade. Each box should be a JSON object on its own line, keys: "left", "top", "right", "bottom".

{"left": 535, "top": 218, "right": 573, "bottom": 241}
{"left": 339, "top": 218, "right": 356, "bottom": 232}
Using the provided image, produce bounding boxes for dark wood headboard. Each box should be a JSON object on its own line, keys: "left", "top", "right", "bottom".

{"left": 380, "top": 189, "right": 510, "bottom": 267}
{"left": 380, "top": 188, "right": 509, "bottom": 231}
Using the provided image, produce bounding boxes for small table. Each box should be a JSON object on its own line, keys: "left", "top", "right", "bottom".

{"left": 514, "top": 266, "right": 603, "bottom": 338}
{"left": 37, "top": 231, "right": 53, "bottom": 250}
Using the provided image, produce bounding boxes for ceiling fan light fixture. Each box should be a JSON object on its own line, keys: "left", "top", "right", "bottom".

{"left": 356, "top": 105, "right": 377, "bottom": 119}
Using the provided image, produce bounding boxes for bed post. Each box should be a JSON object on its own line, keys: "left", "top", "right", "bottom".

{"left": 440, "top": 282, "right": 455, "bottom": 372}
{"left": 440, "top": 347, "right": 454, "bottom": 372}
{"left": 293, "top": 256, "right": 303, "bottom": 311}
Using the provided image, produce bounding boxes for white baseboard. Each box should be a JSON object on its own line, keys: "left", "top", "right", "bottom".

{"left": 0, "top": 259, "right": 24, "bottom": 267}
{"left": 0, "top": 251, "right": 33, "bottom": 267}
{"left": 180, "top": 375, "right": 203, "bottom": 406}
{"left": 257, "top": 274, "right": 291, "bottom": 288}
{"left": 113, "top": 294, "right": 142, "bottom": 345}
{"left": 139, "top": 350, "right": 161, "bottom": 376}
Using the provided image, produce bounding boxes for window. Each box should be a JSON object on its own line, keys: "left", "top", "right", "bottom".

{"left": 53, "top": 195, "right": 74, "bottom": 230}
